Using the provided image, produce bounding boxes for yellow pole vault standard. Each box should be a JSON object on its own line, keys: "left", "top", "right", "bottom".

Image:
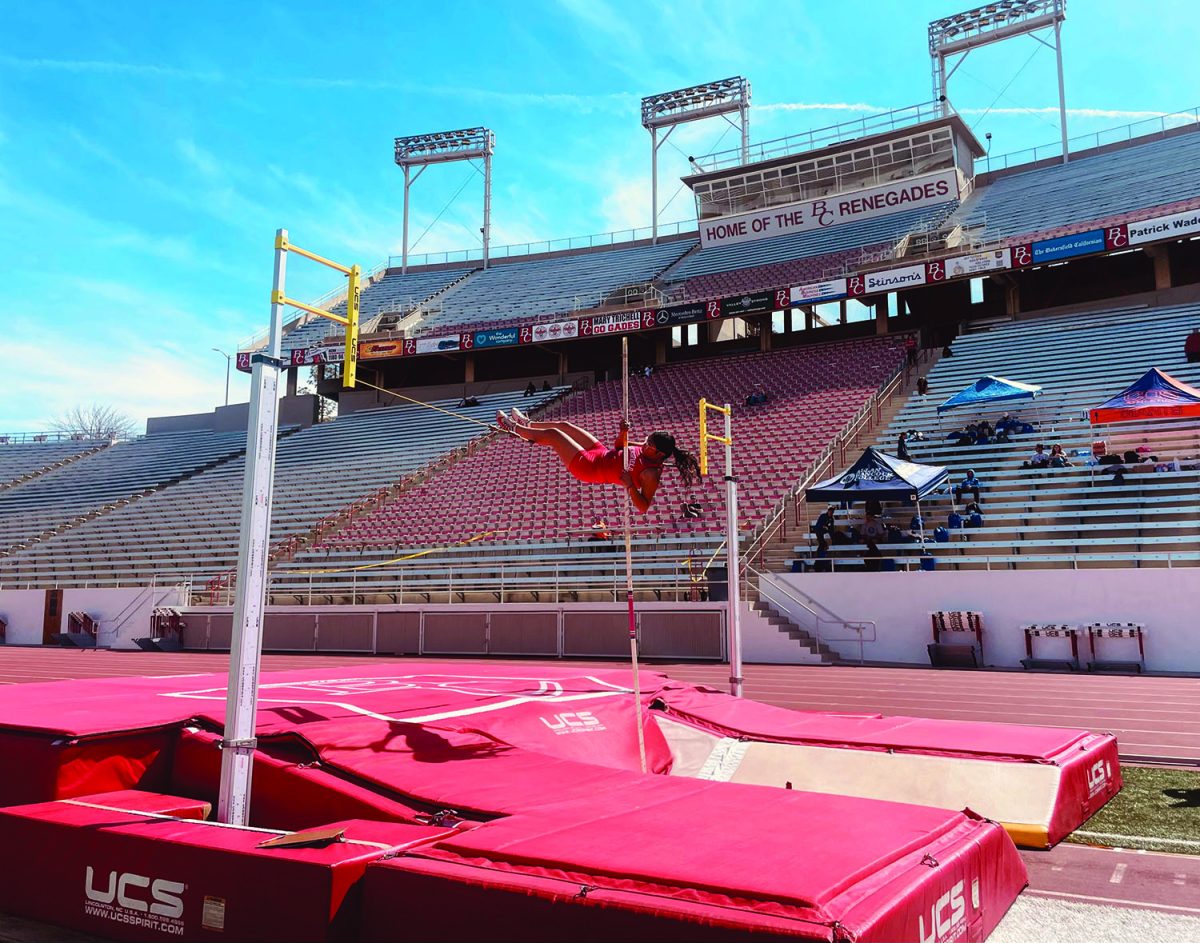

{"left": 271, "top": 232, "right": 361, "bottom": 389}
{"left": 699, "top": 397, "right": 743, "bottom": 697}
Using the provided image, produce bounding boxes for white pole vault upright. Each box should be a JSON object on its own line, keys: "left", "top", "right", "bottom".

{"left": 699, "top": 399, "right": 743, "bottom": 698}
{"left": 621, "top": 338, "right": 649, "bottom": 774}
{"left": 218, "top": 229, "right": 360, "bottom": 826}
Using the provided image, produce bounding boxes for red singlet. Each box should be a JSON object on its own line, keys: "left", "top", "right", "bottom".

{"left": 568, "top": 445, "right": 663, "bottom": 485}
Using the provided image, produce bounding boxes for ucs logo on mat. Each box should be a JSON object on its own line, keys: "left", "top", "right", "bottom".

{"left": 84, "top": 867, "right": 185, "bottom": 935}
{"left": 918, "top": 877, "right": 980, "bottom": 943}
{"left": 539, "top": 711, "right": 605, "bottom": 735}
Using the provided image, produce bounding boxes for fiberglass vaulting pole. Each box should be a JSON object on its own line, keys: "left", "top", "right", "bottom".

{"left": 217, "top": 229, "right": 287, "bottom": 826}
{"left": 622, "top": 337, "right": 648, "bottom": 773}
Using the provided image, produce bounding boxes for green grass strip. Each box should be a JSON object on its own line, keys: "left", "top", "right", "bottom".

{"left": 1066, "top": 765, "right": 1200, "bottom": 855}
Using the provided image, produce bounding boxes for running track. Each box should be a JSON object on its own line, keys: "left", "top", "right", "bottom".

{"left": 2, "top": 648, "right": 1197, "bottom": 763}
{"left": 1, "top": 647, "right": 1198, "bottom": 927}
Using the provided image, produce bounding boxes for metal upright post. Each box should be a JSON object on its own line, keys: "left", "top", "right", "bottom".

{"left": 723, "top": 405, "right": 743, "bottom": 698}
{"left": 401, "top": 165, "right": 411, "bottom": 274}
{"left": 217, "top": 228, "right": 287, "bottom": 826}
{"left": 650, "top": 127, "right": 658, "bottom": 245}
{"left": 1054, "top": 16, "right": 1069, "bottom": 163}
{"left": 482, "top": 151, "right": 492, "bottom": 270}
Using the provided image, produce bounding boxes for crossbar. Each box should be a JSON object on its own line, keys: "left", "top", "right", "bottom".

{"left": 276, "top": 235, "right": 352, "bottom": 275}
{"left": 271, "top": 292, "right": 350, "bottom": 326}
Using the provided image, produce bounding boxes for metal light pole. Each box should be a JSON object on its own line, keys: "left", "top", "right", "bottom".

{"left": 212, "top": 348, "right": 232, "bottom": 407}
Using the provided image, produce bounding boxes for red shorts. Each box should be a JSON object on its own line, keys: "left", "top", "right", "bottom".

{"left": 568, "top": 445, "right": 625, "bottom": 485}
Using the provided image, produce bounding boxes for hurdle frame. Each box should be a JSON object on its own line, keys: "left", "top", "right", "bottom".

{"left": 699, "top": 398, "right": 743, "bottom": 697}
{"left": 218, "top": 230, "right": 360, "bottom": 827}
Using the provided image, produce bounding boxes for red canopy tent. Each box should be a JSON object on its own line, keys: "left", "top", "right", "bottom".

{"left": 1089, "top": 367, "right": 1200, "bottom": 424}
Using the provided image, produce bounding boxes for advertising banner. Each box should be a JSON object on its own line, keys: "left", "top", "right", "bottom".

{"left": 236, "top": 352, "right": 252, "bottom": 373}
{"left": 1125, "top": 208, "right": 1200, "bottom": 246}
{"left": 791, "top": 278, "right": 848, "bottom": 305}
{"left": 473, "top": 327, "right": 520, "bottom": 349}
{"left": 698, "top": 169, "right": 960, "bottom": 248}
{"left": 1013, "top": 230, "right": 1105, "bottom": 267}
{"left": 652, "top": 301, "right": 708, "bottom": 326}
{"left": 933, "top": 248, "right": 1011, "bottom": 281}
{"left": 416, "top": 335, "right": 461, "bottom": 354}
{"left": 849, "top": 263, "right": 927, "bottom": 297}
{"left": 720, "top": 290, "right": 776, "bottom": 318}
{"left": 530, "top": 319, "right": 579, "bottom": 343}
{"left": 360, "top": 339, "right": 408, "bottom": 360}
{"left": 585, "top": 313, "right": 643, "bottom": 335}
{"left": 290, "top": 347, "right": 344, "bottom": 367}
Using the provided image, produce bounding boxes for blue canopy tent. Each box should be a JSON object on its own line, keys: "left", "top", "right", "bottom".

{"left": 937, "top": 375, "right": 1043, "bottom": 414}
{"left": 805, "top": 447, "right": 948, "bottom": 552}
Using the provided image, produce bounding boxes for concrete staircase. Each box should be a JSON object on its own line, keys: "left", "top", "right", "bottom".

{"left": 741, "top": 595, "right": 838, "bottom": 665}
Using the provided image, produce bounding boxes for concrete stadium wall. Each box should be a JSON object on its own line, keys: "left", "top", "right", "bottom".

{"left": 0, "top": 586, "right": 187, "bottom": 648}
{"left": 762, "top": 569, "right": 1200, "bottom": 672}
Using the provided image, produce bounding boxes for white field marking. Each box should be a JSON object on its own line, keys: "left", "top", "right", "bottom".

{"left": 1051, "top": 865, "right": 1065, "bottom": 872}
{"left": 1025, "top": 889, "right": 1200, "bottom": 916}
{"left": 1110, "top": 863, "right": 1127, "bottom": 884}
{"left": 584, "top": 675, "right": 635, "bottom": 693}
{"left": 1175, "top": 874, "right": 1188, "bottom": 886}
{"left": 1076, "top": 830, "right": 1200, "bottom": 850}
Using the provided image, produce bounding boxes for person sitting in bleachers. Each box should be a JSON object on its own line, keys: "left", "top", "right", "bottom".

{"left": 1048, "top": 444, "right": 1073, "bottom": 469}
{"left": 541, "top": 380, "right": 552, "bottom": 391}
{"left": 588, "top": 516, "right": 610, "bottom": 546}
{"left": 955, "top": 469, "right": 982, "bottom": 504}
{"left": 1186, "top": 328, "right": 1200, "bottom": 364}
{"left": 947, "top": 424, "right": 976, "bottom": 445}
{"left": 1024, "top": 443, "right": 1050, "bottom": 468}
{"left": 896, "top": 431, "right": 913, "bottom": 462}
{"left": 744, "top": 389, "right": 769, "bottom": 407}
{"left": 458, "top": 395, "right": 481, "bottom": 408}
{"left": 523, "top": 382, "right": 536, "bottom": 397}
{"left": 813, "top": 504, "right": 838, "bottom": 555}
{"left": 681, "top": 496, "right": 703, "bottom": 519}
{"left": 916, "top": 376, "right": 929, "bottom": 396}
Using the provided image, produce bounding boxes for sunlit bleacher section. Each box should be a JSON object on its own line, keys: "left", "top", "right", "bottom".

{"left": 660, "top": 201, "right": 957, "bottom": 300}
{"left": 265, "top": 337, "right": 905, "bottom": 601}
{"left": 955, "top": 128, "right": 1200, "bottom": 243}
{"left": 407, "top": 239, "right": 695, "bottom": 335}
{"left": 792, "top": 303, "right": 1200, "bottom": 571}
{"left": 0, "top": 389, "right": 564, "bottom": 589}
{"left": 0, "top": 437, "right": 107, "bottom": 488}
{"left": 0, "top": 430, "right": 251, "bottom": 555}
{"left": 281, "top": 267, "right": 473, "bottom": 352}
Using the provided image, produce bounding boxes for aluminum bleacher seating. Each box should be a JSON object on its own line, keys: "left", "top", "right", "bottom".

{"left": 270, "top": 337, "right": 906, "bottom": 600}
{"left": 0, "top": 438, "right": 107, "bottom": 487}
{"left": 793, "top": 302, "right": 1200, "bottom": 571}
{"left": 0, "top": 388, "right": 564, "bottom": 589}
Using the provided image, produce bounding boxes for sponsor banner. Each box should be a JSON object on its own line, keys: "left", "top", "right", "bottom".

{"left": 1125, "top": 207, "right": 1200, "bottom": 246}
{"left": 291, "top": 347, "right": 345, "bottom": 367}
{"left": 473, "top": 327, "right": 520, "bottom": 349}
{"left": 791, "top": 278, "right": 848, "bottom": 305}
{"left": 848, "top": 263, "right": 927, "bottom": 297}
{"left": 653, "top": 301, "right": 708, "bottom": 326}
{"left": 1012, "top": 230, "right": 1105, "bottom": 268}
{"left": 585, "top": 313, "right": 643, "bottom": 335}
{"left": 529, "top": 319, "right": 579, "bottom": 343}
{"left": 698, "top": 168, "right": 960, "bottom": 248}
{"left": 360, "top": 339, "right": 408, "bottom": 360}
{"left": 720, "top": 290, "right": 776, "bottom": 318}
{"left": 416, "top": 335, "right": 461, "bottom": 354}
{"left": 1104, "top": 224, "right": 1129, "bottom": 251}
{"left": 933, "top": 248, "right": 1012, "bottom": 281}
{"left": 236, "top": 352, "right": 252, "bottom": 373}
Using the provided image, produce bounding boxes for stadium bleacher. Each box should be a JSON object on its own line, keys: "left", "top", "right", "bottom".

{"left": 791, "top": 303, "right": 1200, "bottom": 571}
{"left": 0, "top": 438, "right": 107, "bottom": 488}
{"left": 0, "top": 388, "right": 564, "bottom": 589}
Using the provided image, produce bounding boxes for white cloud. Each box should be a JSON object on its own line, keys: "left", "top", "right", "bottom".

{"left": 0, "top": 54, "right": 223, "bottom": 82}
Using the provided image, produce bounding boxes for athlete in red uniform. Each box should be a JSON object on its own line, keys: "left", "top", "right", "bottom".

{"left": 497, "top": 409, "right": 700, "bottom": 513}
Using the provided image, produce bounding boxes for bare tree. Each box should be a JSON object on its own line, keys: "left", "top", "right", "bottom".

{"left": 50, "top": 404, "right": 137, "bottom": 441}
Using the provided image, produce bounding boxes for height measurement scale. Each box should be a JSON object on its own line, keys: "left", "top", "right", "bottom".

{"left": 218, "top": 229, "right": 360, "bottom": 826}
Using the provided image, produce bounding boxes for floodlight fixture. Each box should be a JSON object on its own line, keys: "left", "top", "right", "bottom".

{"left": 393, "top": 127, "right": 496, "bottom": 270}
{"left": 640, "top": 77, "right": 751, "bottom": 243}
{"left": 929, "top": 1, "right": 1069, "bottom": 161}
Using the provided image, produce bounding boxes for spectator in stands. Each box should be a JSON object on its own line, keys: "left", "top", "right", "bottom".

{"left": 916, "top": 376, "right": 929, "bottom": 396}
{"left": 896, "top": 431, "right": 913, "bottom": 462}
{"left": 1048, "top": 444, "right": 1073, "bottom": 469}
{"left": 523, "top": 382, "right": 536, "bottom": 397}
{"left": 541, "top": 380, "right": 552, "bottom": 392}
{"left": 814, "top": 504, "right": 838, "bottom": 555}
{"left": 681, "top": 496, "right": 703, "bottom": 519}
{"left": 643, "top": 364, "right": 653, "bottom": 379}
{"left": 588, "top": 517, "right": 610, "bottom": 542}
{"left": 904, "top": 337, "right": 918, "bottom": 367}
{"left": 1024, "top": 443, "right": 1050, "bottom": 468}
{"left": 955, "top": 469, "right": 982, "bottom": 505}
{"left": 496, "top": 410, "right": 700, "bottom": 514}
{"left": 458, "top": 395, "right": 481, "bottom": 408}
{"left": 1186, "top": 329, "right": 1200, "bottom": 364}
{"left": 947, "top": 424, "right": 976, "bottom": 445}
{"left": 941, "top": 344, "right": 954, "bottom": 358}
{"left": 744, "top": 389, "right": 769, "bottom": 406}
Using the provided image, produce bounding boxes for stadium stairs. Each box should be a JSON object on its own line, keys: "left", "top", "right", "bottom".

{"left": 789, "top": 301, "right": 1200, "bottom": 571}
{"left": 0, "top": 439, "right": 110, "bottom": 492}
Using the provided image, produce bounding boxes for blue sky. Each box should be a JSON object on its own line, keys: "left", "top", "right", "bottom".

{"left": 2, "top": 0, "right": 1197, "bottom": 432}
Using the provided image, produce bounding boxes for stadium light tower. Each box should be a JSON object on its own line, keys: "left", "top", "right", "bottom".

{"left": 394, "top": 127, "right": 495, "bottom": 272}
{"left": 641, "top": 77, "right": 750, "bottom": 243}
{"left": 929, "top": 0, "right": 1070, "bottom": 162}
